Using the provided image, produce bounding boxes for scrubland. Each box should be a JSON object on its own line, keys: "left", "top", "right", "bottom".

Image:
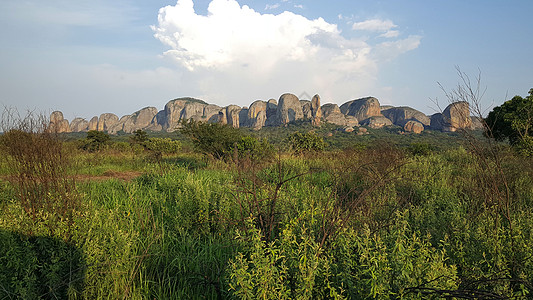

{"left": 1, "top": 126, "right": 533, "bottom": 299}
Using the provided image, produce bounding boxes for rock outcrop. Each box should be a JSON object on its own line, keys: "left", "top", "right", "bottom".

{"left": 70, "top": 117, "right": 89, "bottom": 132}
{"left": 311, "top": 94, "right": 322, "bottom": 126}
{"left": 430, "top": 102, "right": 472, "bottom": 132}
{"left": 277, "top": 93, "right": 303, "bottom": 125}
{"left": 442, "top": 102, "right": 472, "bottom": 131}
{"left": 340, "top": 97, "right": 382, "bottom": 122}
{"left": 49, "top": 111, "right": 70, "bottom": 133}
{"left": 361, "top": 116, "right": 393, "bottom": 129}
{"left": 97, "top": 113, "right": 119, "bottom": 132}
{"left": 381, "top": 106, "right": 430, "bottom": 127}
{"left": 403, "top": 120, "right": 425, "bottom": 134}
{"left": 53, "top": 92, "right": 474, "bottom": 135}
{"left": 108, "top": 107, "right": 159, "bottom": 134}
{"left": 322, "top": 103, "right": 359, "bottom": 127}
{"left": 88, "top": 116, "right": 98, "bottom": 131}
{"left": 226, "top": 105, "right": 241, "bottom": 128}
{"left": 247, "top": 101, "right": 267, "bottom": 129}
{"left": 301, "top": 100, "right": 312, "bottom": 119}
{"left": 471, "top": 116, "right": 484, "bottom": 130}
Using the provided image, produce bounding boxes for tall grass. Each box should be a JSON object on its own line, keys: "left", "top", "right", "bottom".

{"left": 1, "top": 129, "right": 533, "bottom": 298}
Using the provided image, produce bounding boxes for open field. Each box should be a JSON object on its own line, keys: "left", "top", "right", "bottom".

{"left": 1, "top": 128, "right": 533, "bottom": 299}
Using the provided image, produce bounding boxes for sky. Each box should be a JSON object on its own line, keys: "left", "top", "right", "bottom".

{"left": 1, "top": 0, "right": 532, "bottom": 121}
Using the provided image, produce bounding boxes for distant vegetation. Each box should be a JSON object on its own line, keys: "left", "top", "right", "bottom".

{"left": 1, "top": 98, "right": 533, "bottom": 299}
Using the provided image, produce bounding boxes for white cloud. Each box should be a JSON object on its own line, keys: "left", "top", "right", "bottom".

{"left": 379, "top": 30, "right": 400, "bottom": 38}
{"left": 152, "top": 0, "right": 420, "bottom": 105}
{"left": 265, "top": 3, "right": 280, "bottom": 10}
{"left": 294, "top": 4, "right": 304, "bottom": 9}
{"left": 352, "top": 19, "right": 397, "bottom": 32}
{"left": 374, "top": 35, "right": 422, "bottom": 60}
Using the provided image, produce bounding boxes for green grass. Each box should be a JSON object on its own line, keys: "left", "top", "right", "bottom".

{"left": 1, "top": 129, "right": 533, "bottom": 299}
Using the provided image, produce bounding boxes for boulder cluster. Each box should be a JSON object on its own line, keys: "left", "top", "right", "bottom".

{"left": 49, "top": 93, "right": 481, "bottom": 134}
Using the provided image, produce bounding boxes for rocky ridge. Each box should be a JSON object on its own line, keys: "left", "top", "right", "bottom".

{"left": 50, "top": 93, "right": 481, "bottom": 134}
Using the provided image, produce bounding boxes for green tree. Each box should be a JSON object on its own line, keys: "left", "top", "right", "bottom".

{"left": 179, "top": 119, "right": 243, "bottom": 159}
{"left": 486, "top": 89, "right": 533, "bottom": 155}
{"left": 486, "top": 89, "right": 533, "bottom": 145}
{"left": 287, "top": 131, "right": 327, "bottom": 154}
{"left": 82, "top": 130, "right": 110, "bottom": 152}
{"left": 144, "top": 138, "right": 181, "bottom": 154}
{"left": 130, "top": 129, "right": 148, "bottom": 145}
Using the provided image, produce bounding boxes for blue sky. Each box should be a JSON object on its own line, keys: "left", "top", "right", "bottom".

{"left": 1, "top": 0, "right": 532, "bottom": 120}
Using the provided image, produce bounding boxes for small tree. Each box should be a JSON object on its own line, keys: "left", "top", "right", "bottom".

{"left": 82, "top": 130, "right": 110, "bottom": 152}
{"left": 179, "top": 119, "right": 243, "bottom": 159}
{"left": 485, "top": 88, "right": 533, "bottom": 148}
{"left": 130, "top": 129, "right": 148, "bottom": 145}
{"left": 144, "top": 137, "right": 181, "bottom": 154}
{"left": 287, "top": 131, "right": 327, "bottom": 154}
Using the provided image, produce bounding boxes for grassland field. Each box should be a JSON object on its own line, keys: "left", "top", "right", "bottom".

{"left": 1, "top": 125, "right": 533, "bottom": 299}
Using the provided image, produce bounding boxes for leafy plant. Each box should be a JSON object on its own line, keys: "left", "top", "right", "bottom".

{"left": 144, "top": 137, "right": 181, "bottom": 154}
{"left": 179, "top": 119, "right": 243, "bottom": 159}
{"left": 82, "top": 130, "right": 110, "bottom": 152}
{"left": 287, "top": 131, "right": 327, "bottom": 154}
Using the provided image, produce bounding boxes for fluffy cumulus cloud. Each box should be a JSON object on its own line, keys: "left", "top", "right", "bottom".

{"left": 152, "top": 0, "right": 421, "bottom": 104}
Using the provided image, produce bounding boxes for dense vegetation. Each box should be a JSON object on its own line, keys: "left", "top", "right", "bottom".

{"left": 1, "top": 114, "right": 533, "bottom": 299}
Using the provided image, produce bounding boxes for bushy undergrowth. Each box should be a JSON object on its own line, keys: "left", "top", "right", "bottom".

{"left": 1, "top": 130, "right": 533, "bottom": 299}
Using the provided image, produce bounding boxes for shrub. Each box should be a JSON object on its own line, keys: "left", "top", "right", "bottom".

{"left": 0, "top": 128, "right": 79, "bottom": 225}
{"left": 144, "top": 138, "right": 181, "bottom": 154}
{"left": 235, "top": 136, "right": 274, "bottom": 162}
{"left": 81, "top": 130, "right": 110, "bottom": 152}
{"left": 287, "top": 131, "right": 327, "bottom": 154}
{"left": 180, "top": 119, "right": 243, "bottom": 159}
{"left": 407, "top": 142, "right": 435, "bottom": 156}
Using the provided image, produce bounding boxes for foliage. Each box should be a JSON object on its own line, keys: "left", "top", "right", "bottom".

{"left": 0, "top": 129, "right": 79, "bottom": 226}
{"left": 0, "top": 230, "right": 85, "bottom": 298}
{"left": 235, "top": 135, "right": 274, "bottom": 162}
{"left": 486, "top": 88, "right": 533, "bottom": 145}
{"left": 2, "top": 128, "right": 533, "bottom": 299}
{"left": 179, "top": 119, "right": 243, "bottom": 159}
{"left": 144, "top": 137, "right": 182, "bottom": 154}
{"left": 407, "top": 142, "right": 435, "bottom": 156}
{"left": 287, "top": 131, "right": 327, "bottom": 154}
{"left": 81, "top": 130, "right": 110, "bottom": 152}
{"left": 130, "top": 129, "right": 148, "bottom": 144}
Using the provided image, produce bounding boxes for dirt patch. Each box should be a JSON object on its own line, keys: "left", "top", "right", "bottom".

{"left": 76, "top": 170, "right": 142, "bottom": 182}
{"left": 1, "top": 171, "right": 143, "bottom": 183}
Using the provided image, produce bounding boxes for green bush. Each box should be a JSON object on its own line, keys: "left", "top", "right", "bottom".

{"left": 179, "top": 119, "right": 243, "bottom": 159}
{"left": 235, "top": 136, "right": 274, "bottom": 161}
{"left": 144, "top": 138, "right": 181, "bottom": 154}
{"left": 81, "top": 130, "right": 110, "bottom": 152}
{"left": 287, "top": 131, "right": 327, "bottom": 154}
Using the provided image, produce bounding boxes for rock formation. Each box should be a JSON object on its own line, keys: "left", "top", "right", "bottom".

{"left": 381, "top": 106, "right": 430, "bottom": 127}
{"left": 340, "top": 97, "right": 382, "bottom": 122}
{"left": 277, "top": 93, "right": 303, "bottom": 125}
{"left": 322, "top": 103, "right": 358, "bottom": 127}
{"left": 70, "top": 117, "right": 89, "bottom": 132}
{"left": 442, "top": 101, "right": 472, "bottom": 131}
{"left": 470, "top": 116, "right": 484, "bottom": 130}
{"left": 361, "top": 116, "right": 393, "bottom": 129}
{"left": 51, "top": 92, "right": 479, "bottom": 135}
{"left": 97, "top": 113, "right": 119, "bottom": 132}
{"left": 108, "top": 107, "right": 158, "bottom": 134}
{"left": 403, "top": 120, "right": 425, "bottom": 134}
{"left": 247, "top": 100, "right": 267, "bottom": 129}
{"left": 88, "top": 116, "right": 98, "bottom": 131}
{"left": 311, "top": 94, "right": 322, "bottom": 126}
{"left": 49, "top": 111, "right": 70, "bottom": 133}
{"left": 430, "top": 102, "right": 472, "bottom": 132}
{"left": 226, "top": 105, "right": 241, "bottom": 128}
